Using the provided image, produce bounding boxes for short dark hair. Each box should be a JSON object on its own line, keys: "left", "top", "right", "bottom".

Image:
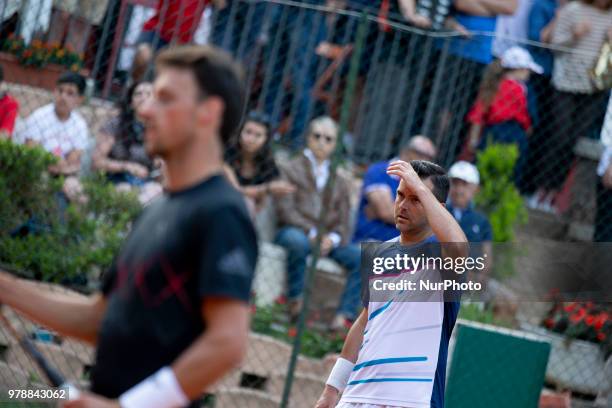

{"left": 410, "top": 160, "right": 449, "bottom": 203}
{"left": 0, "top": 64, "right": 4, "bottom": 83}
{"left": 57, "top": 71, "right": 86, "bottom": 95}
{"left": 155, "top": 45, "right": 245, "bottom": 146}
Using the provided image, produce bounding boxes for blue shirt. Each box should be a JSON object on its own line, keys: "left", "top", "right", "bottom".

{"left": 353, "top": 160, "right": 400, "bottom": 243}
{"left": 528, "top": 0, "right": 557, "bottom": 76}
{"left": 447, "top": 201, "right": 493, "bottom": 242}
{"left": 448, "top": 12, "right": 497, "bottom": 64}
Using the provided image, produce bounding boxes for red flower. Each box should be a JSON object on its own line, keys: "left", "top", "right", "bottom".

{"left": 564, "top": 303, "right": 577, "bottom": 313}
{"left": 570, "top": 308, "right": 587, "bottom": 323}
{"left": 594, "top": 313, "right": 607, "bottom": 331}
{"left": 275, "top": 296, "right": 287, "bottom": 305}
{"left": 597, "top": 332, "right": 606, "bottom": 342}
{"left": 543, "top": 318, "right": 554, "bottom": 329}
{"left": 287, "top": 327, "right": 297, "bottom": 338}
{"left": 585, "top": 315, "right": 595, "bottom": 326}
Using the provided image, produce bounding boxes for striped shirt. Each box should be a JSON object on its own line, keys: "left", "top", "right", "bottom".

{"left": 551, "top": 2, "right": 612, "bottom": 94}
{"left": 339, "top": 236, "right": 460, "bottom": 408}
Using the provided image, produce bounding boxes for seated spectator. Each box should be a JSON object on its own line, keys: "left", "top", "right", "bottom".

{"left": 0, "top": 64, "right": 19, "bottom": 139}
{"left": 225, "top": 111, "right": 296, "bottom": 212}
{"left": 464, "top": 47, "right": 542, "bottom": 184}
{"left": 93, "top": 80, "right": 154, "bottom": 185}
{"left": 353, "top": 135, "right": 437, "bottom": 243}
{"left": 93, "top": 80, "right": 165, "bottom": 205}
{"left": 446, "top": 161, "right": 492, "bottom": 266}
{"left": 529, "top": 0, "right": 612, "bottom": 213}
{"left": 15, "top": 72, "right": 89, "bottom": 178}
{"left": 131, "top": 0, "right": 226, "bottom": 82}
{"left": 275, "top": 116, "right": 359, "bottom": 324}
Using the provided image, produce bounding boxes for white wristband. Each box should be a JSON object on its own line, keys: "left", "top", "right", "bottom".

{"left": 119, "top": 367, "right": 189, "bottom": 408}
{"left": 326, "top": 357, "right": 355, "bottom": 392}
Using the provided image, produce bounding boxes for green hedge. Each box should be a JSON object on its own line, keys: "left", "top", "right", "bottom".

{"left": 0, "top": 140, "right": 141, "bottom": 286}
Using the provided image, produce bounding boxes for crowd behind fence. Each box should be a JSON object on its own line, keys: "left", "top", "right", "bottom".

{"left": 1, "top": 0, "right": 612, "bottom": 407}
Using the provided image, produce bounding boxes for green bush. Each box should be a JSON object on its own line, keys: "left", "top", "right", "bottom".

{"left": 474, "top": 142, "right": 528, "bottom": 242}
{"left": 0, "top": 140, "right": 141, "bottom": 286}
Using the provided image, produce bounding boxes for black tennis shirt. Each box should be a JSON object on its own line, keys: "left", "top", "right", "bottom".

{"left": 90, "top": 175, "right": 258, "bottom": 405}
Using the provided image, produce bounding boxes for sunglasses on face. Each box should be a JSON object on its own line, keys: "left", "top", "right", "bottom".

{"left": 311, "top": 132, "right": 336, "bottom": 144}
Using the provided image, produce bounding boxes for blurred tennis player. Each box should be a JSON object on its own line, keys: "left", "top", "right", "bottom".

{"left": 315, "top": 160, "right": 468, "bottom": 408}
{"left": 0, "top": 45, "right": 257, "bottom": 408}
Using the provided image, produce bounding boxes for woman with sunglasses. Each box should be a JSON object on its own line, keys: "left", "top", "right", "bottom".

{"left": 225, "top": 111, "right": 295, "bottom": 212}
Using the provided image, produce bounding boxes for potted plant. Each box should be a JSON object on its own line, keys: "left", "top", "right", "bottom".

{"left": 0, "top": 35, "right": 87, "bottom": 91}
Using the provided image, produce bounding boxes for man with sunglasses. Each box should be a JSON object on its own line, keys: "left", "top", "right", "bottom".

{"left": 275, "top": 116, "right": 360, "bottom": 324}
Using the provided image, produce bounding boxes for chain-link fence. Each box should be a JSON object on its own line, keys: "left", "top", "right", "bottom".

{"left": 1, "top": 0, "right": 612, "bottom": 407}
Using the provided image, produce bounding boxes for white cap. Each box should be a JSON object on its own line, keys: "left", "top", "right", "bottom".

{"left": 448, "top": 161, "right": 480, "bottom": 185}
{"left": 500, "top": 46, "right": 543, "bottom": 74}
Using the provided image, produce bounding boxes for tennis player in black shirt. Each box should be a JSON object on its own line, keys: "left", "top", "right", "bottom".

{"left": 0, "top": 45, "right": 258, "bottom": 408}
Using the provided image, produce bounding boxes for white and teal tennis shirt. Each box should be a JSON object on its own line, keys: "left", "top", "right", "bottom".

{"left": 339, "top": 235, "right": 460, "bottom": 408}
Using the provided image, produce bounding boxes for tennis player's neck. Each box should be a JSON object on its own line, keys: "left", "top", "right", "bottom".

{"left": 400, "top": 229, "right": 434, "bottom": 245}
{"left": 164, "top": 140, "right": 224, "bottom": 192}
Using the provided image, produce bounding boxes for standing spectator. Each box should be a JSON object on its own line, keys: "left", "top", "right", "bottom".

{"left": 522, "top": 0, "right": 566, "bottom": 195}
{"left": 131, "top": 0, "right": 226, "bottom": 82}
{"left": 274, "top": 116, "right": 359, "bottom": 324}
{"left": 225, "top": 111, "right": 296, "bottom": 212}
{"left": 433, "top": 0, "right": 518, "bottom": 163}
{"left": 464, "top": 47, "right": 542, "bottom": 185}
{"left": 47, "top": 0, "right": 110, "bottom": 55}
{"left": 595, "top": 94, "right": 612, "bottom": 242}
{"left": 492, "top": 0, "right": 532, "bottom": 58}
{"left": 0, "top": 64, "right": 19, "bottom": 139}
{"left": 15, "top": 72, "right": 89, "bottom": 177}
{"left": 353, "top": 135, "right": 437, "bottom": 243}
{"left": 531, "top": 0, "right": 612, "bottom": 213}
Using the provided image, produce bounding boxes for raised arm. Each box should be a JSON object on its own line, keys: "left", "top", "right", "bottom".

{"left": 454, "top": 0, "right": 517, "bottom": 16}
{"left": 0, "top": 271, "right": 107, "bottom": 345}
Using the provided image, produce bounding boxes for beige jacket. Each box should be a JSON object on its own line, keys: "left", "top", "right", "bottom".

{"left": 276, "top": 152, "right": 352, "bottom": 245}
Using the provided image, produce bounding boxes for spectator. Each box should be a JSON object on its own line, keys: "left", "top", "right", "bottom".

{"left": 275, "top": 116, "right": 359, "bottom": 324}
{"left": 131, "top": 0, "right": 226, "bottom": 82}
{"left": 492, "top": 0, "right": 532, "bottom": 58}
{"left": 353, "top": 135, "right": 437, "bottom": 243}
{"left": 47, "top": 0, "right": 110, "bottom": 55}
{"left": 0, "top": 64, "right": 19, "bottom": 139}
{"left": 521, "top": 0, "right": 567, "bottom": 195}
{"left": 449, "top": 0, "right": 518, "bottom": 66}
{"left": 464, "top": 47, "right": 542, "bottom": 184}
{"left": 595, "top": 94, "right": 612, "bottom": 242}
{"left": 529, "top": 0, "right": 612, "bottom": 213}
{"left": 433, "top": 0, "right": 518, "bottom": 163}
{"left": 15, "top": 71, "right": 88, "bottom": 178}
{"left": 446, "top": 161, "right": 492, "bottom": 269}
{"left": 93, "top": 80, "right": 154, "bottom": 186}
{"left": 225, "top": 111, "right": 296, "bottom": 212}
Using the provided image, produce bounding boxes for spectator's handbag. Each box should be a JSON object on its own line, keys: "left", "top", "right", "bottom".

{"left": 590, "top": 40, "right": 612, "bottom": 91}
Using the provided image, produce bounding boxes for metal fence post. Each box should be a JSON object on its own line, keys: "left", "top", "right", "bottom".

{"left": 279, "top": 10, "right": 369, "bottom": 408}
